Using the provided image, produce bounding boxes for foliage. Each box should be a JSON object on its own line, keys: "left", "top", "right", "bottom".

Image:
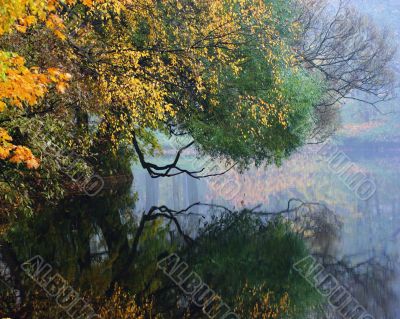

{"left": 0, "top": 0, "right": 322, "bottom": 177}
{"left": 182, "top": 211, "right": 323, "bottom": 318}
{"left": 235, "top": 285, "right": 290, "bottom": 319}
{"left": 95, "top": 286, "right": 161, "bottom": 319}
{"left": 0, "top": 0, "right": 395, "bottom": 217}
{"left": 0, "top": 0, "right": 72, "bottom": 168}
{"left": 79, "top": 0, "right": 321, "bottom": 167}
{"left": 0, "top": 284, "right": 159, "bottom": 319}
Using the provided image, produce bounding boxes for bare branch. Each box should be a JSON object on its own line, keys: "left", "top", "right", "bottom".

{"left": 294, "top": 0, "right": 397, "bottom": 141}
{"left": 133, "top": 133, "right": 236, "bottom": 179}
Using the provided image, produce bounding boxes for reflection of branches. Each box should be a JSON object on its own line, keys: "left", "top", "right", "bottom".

{"left": 314, "top": 252, "right": 397, "bottom": 319}
{"left": 0, "top": 239, "right": 23, "bottom": 307}
{"left": 124, "top": 203, "right": 201, "bottom": 274}
{"left": 118, "top": 198, "right": 397, "bottom": 319}
{"left": 133, "top": 133, "right": 236, "bottom": 179}
{"left": 253, "top": 199, "right": 397, "bottom": 318}
{"left": 129, "top": 199, "right": 339, "bottom": 260}
{"left": 251, "top": 198, "right": 332, "bottom": 217}
{"left": 124, "top": 201, "right": 244, "bottom": 273}
{"left": 315, "top": 253, "right": 376, "bottom": 287}
{"left": 146, "top": 205, "right": 197, "bottom": 245}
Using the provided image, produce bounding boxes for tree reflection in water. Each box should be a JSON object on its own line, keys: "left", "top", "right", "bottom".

{"left": 0, "top": 188, "right": 397, "bottom": 318}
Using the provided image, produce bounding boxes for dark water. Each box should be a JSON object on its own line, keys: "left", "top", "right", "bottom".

{"left": 1, "top": 138, "right": 399, "bottom": 318}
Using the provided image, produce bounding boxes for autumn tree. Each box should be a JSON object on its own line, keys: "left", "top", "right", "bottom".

{"left": 0, "top": 0, "right": 91, "bottom": 217}
{"left": 56, "top": 0, "right": 323, "bottom": 175}
{"left": 0, "top": 0, "right": 74, "bottom": 168}
{"left": 64, "top": 0, "right": 394, "bottom": 173}
{"left": 0, "top": 0, "right": 396, "bottom": 216}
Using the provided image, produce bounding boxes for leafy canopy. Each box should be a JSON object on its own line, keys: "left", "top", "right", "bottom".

{"left": 62, "top": 0, "right": 322, "bottom": 166}
{"left": 0, "top": 0, "right": 324, "bottom": 213}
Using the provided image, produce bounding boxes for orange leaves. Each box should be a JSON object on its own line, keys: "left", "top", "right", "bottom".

{"left": 82, "top": 0, "right": 94, "bottom": 6}
{"left": 0, "top": 146, "right": 12, "bottom": 160}
{"left": 15, "top": 15, "right": 37, "bottom": 33}
{"left": 0, "top": 128, "right": 39, "bottom": 169}
{"left": 45, "top": 13, "right": 66, "bottom": 40}
{"left": 0, "top": 52, "right": 72, "bottom": 110}
{"left": 56, "top": 82, "right": 67, "bottom": 93}
{"left": 47, "top": 67, "right": 72, "bottom": 82}
{"left": 0, "top": 53, "right": 49, "bottom": 108}
{"left": 9, "top": 146, "right": 40, "bottom": 169}
{"left": 47, "top": 67, "right": 72, "bottom": 93}
{"left": 0, "top": 1, "right": 76, "bottom": 172}
{"left": 0, "top": 145, "right": 40, "bottom": 169}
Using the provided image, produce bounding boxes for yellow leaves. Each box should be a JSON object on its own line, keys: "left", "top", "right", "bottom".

{"left": 58, "top": 0, "right": 298, "bottom": 153}
{"left": 0, "top": 128, "right": 13, "bottom": 144}
{"left": 237, "top": 93, "right": 289, "bottom": 134}
{"left": 98, "top": 286, "right": 160, "bottom": 319}
{"left": 0, "top": 0, "right": 70, "bottom": 41}
{"left": 235, "top": 284, "right": 290, "bottom": 319}
{"left": 48, "top": 67, "right": 72, "bottom": 93}
{"left": 0, "top": 146, "right": 12, "bottom": 160}
{"left": 46, "top": 13, "right": 66, "bottom": 40}
{"left": 15, "top": 24, "right": 27, "bottom": 33}
{"left": 25, "top": 15, "right": 37, "bottom": 25}
{"left": 47, "top": 67, "right": 60, "bottom": 77}
{"left": 14, "top": 14, "right": 38, "bottom": 33}
{"left": 0, "top": 0, "right": 50, "bottom": 35}
{"left": 95, "top": 49, "right": 176, "bottom": 133}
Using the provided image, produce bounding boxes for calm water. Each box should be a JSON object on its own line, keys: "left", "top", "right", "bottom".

{"left": 132, "top": 139, "right": 400, "bottom": 318}
{"left": 2, "top": 136, "right": 399, "bottom": 318}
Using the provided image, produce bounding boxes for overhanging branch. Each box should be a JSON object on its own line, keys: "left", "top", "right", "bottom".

{"left": 133, "top": 133, "right": 236, "bottom": 179}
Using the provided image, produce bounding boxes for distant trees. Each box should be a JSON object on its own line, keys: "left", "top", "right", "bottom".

{"left": 294, "top": 0, "right": 397, "bottom": 142}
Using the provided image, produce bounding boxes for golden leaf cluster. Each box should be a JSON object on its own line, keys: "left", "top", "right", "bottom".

{"left": 235, "top": 283, "right": 290, "bottom": 319}
{"left": 0, "top": 128, "right": 39, "bottom": 168}
{"left": 0, "top": 0, "right": 77, "bottom": 169}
